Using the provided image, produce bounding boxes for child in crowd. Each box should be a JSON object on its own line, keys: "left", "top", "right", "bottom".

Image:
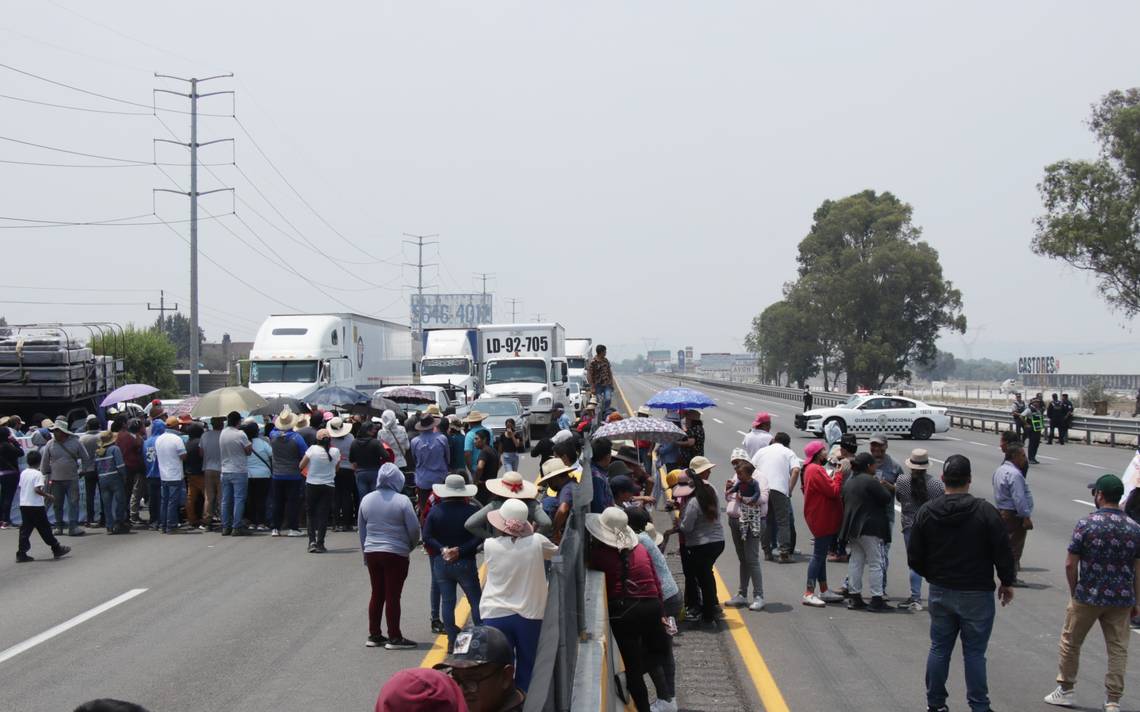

{"left": 16, "top": 450, "right": 71, "bottom": 562}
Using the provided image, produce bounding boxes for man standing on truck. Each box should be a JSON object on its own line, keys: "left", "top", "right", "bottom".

{"left": 587, "top": 345, "right": 614, "bottom": 423}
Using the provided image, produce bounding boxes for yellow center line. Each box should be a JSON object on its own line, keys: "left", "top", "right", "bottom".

{"left": 418, "top": 564, "right": 487, "bottom": 669}
{"left": 616, "top": 378, "right": 791, "bottom": 712}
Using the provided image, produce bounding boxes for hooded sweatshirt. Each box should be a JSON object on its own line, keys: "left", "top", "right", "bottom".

{"left": 803, "top": 462, "right": 844, "bottom": 536}
{"left": 358, "top": 462, "right": 419, "bottom": 556}
{"left": 907, "top": 493, "right": 1015, "bottom": 592}
{"left": 143, "top": 420, "right": 166, "bottom": 480}
{"left": 378, "top": 410, "right": 410, "bottom": 468}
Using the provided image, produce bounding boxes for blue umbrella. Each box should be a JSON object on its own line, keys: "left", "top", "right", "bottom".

{"left": 307, "top": 385, "right": 371, "bottom": 407}
{"left": 645, "top": 387, "right": 717, "bottom": 410}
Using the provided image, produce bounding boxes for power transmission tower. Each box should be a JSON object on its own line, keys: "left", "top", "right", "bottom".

{"left": 402, "top": 233, "right": 440, "bottom": 299}
{"left": 506, "top": 298, "right": 521, "bottom": 324}
{"left": 473, "top": 272, "right": 494, "bottom": 296}
{"left": 153, "top": 73, "right": 234, "bottom": 397}
{"left": 532, "top": 313, "right": 543, "bottom": 322}
{"left": 147, "top": 290, "right": 179, "bottom": 328}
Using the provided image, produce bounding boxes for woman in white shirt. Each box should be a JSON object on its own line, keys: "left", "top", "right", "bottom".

{"left": 479, "top": 497, "right": 558, "bottom": 693}
{"left": 299, "top": 429, "right": 339, "bottom": 553}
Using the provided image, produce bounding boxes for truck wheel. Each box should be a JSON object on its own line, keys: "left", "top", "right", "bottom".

{"left": 823, "top": 417, "right": 846, "bottom": 435}
{"left": 910, "top": 419, "right": 935, "bottom": 440}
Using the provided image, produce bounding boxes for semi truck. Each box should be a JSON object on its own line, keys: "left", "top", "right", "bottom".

{"left": 246, "top": 314, "right": 412, "bottom": 400}
{"left": 419, "top": 328, "right": 478, "bottom": 402}
{"left": 566, "top": 337, "right": 594, "bottom": 385}
{"left": 477, "top": 322, "right": 568, "bottom": 436}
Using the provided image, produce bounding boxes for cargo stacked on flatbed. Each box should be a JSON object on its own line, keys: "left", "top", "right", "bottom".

{"left": 0, "top": 323, "right": 125, "bottom": 418}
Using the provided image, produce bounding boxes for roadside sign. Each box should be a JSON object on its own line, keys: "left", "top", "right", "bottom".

{"left": 410, "top": 294, "right": 492, "bottom": 329}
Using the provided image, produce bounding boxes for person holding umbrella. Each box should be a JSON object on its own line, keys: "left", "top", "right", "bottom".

{"left": 676, "top": 410, "right": 705, "bottom": 468}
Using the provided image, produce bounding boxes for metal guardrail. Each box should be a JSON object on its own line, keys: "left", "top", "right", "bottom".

{"left": 665, "top": 375, "right": 1140, "bottom": 448}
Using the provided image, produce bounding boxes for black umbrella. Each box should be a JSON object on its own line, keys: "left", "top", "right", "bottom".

{"left": 250, "top": 395, "right": 302, "bottom": 417}
{"left": 308, "top": 385, "right": 371, "bottom": 407}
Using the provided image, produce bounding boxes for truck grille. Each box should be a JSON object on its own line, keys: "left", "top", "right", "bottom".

{"left": 507, "top": 393, "right": 533, "bottom": 407}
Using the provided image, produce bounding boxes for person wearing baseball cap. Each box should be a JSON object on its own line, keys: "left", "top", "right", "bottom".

{"left": 801, "top": 440, "right": 845, "bottom": 607}
{"left": 1042, "top": 474, "right": 1140, "bottom": 710}
{"left": 434, "top": 626, "right": 525, "bottom": 712}
{"left": 375, "top": 667, "right": 468, "bottom": 712}
{"left": 743, "top": 412, "right": 773, "bottom": 457}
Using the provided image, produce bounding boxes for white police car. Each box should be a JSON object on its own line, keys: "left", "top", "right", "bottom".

{"left": 794, "top": 394, "right": 950, "bottom": 440}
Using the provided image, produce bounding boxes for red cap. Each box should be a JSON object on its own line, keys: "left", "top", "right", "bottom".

{"left": 752, "top": 412, "right": 772, "bottom": 428}
{"left": 151, "top": 399, "right": 162, "bottom": 406}
{"left": 375, "top": 668, "right": 468, "bottom": 712}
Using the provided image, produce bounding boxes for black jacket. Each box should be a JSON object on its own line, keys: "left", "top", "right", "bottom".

{"left": 839, "top": 472, "right": 892, "bottom": 542}
{"left": 907, "top": 493, "right": 1015, "bottom": 592}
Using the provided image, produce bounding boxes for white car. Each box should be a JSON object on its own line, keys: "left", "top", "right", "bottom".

{"left": 566, "top": 380, "right": 583, "bottom": 416}
{"left": 794, "top": 394, "right": 950, "bottom": 440}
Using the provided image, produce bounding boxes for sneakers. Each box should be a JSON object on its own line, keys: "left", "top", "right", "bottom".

{"left": 271, "top": 529, "right": 280, "bottom": 537}
{"left": 868, "top": 595, "right": 888, "bottom": 612}
{"left": 53, "top": 545, "right": 71, "bottom": 559}
{"left": 315, "top": 544, "right": 327, "bottom": 553}
{"left": 650, "top": 698, "right": 678, "bottom": 712}
{"left": 16, "top": 552, "right": 34, "bottom": 563}
{"left": 222, "top": 528, "right": 232, "bottom": 536}
{"left": 724, "top": 594, "right": 748, "bottom": 608}
{"left": 286, "top": 529, "right": 304, "bottom": 537}
{"left": 802, "top": 593, "right": 826, "bottom": 608}
{"left": 384, "top": 637, "right": 417, "bottom": 650}
{"left": 896, "top": 597, "right": 924, "bottom": 612}
{"left": 307, "top": 542, "right": 319, "bottom": 553}
{"left": 1103, "top": 702, "right": 1120, "bottom": 712}
{"left": 68, "top": 529, "right": 85, "bottom": 537}
{"left": 431, "top": 619, "right": 446, "bottom": 634}
{"left": 365, "top": 635, "right": 387, "bottom": 647}
{"left": 1042, "top": 685, "right": 1074, "bottom": 707}
{"left": 748, "top": 597, "right": 765, "bottom": 611}
{"left": 846, "top": 594, "right": 867, "bottom": 610}
{"left": 232, "top": 527, "right": 251, "bottom": 537}
{"left": 926, "top": 706, "right": 949, "bottom": 712}
{"left": 819, "top": 590, "right": 844, "bottom": 603}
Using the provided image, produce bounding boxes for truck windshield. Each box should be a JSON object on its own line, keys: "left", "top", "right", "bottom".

{"left": 250, "top": 360, "right": 318, "bottom": 384}
{"left": 567, "top": 357, "right": 586, "bottom": 370}
{"left": 422, "top": 358, "right": 470, "bottom": 376}
{"left": 485, "top": 359, "right": 546, "bottom": 385}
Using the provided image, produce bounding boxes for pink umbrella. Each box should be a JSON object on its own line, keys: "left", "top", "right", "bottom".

{"left": 100, "top": 383, "right": 158, "bottom": 408}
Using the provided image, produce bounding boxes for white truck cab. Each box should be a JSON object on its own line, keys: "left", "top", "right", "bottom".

{"left": 478, "top": 323, "right": 568, "bottom": 436}
{"left": 419, "top": 329, "right": 478, "bottom": 403}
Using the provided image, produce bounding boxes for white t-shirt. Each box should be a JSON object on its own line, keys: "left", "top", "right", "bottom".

{"left": 751, "top": 443, "right": 800, "bottom": 496}
{"left": 742, "top": 429, "right": 773, "bottom": 458}
{"left": 303, "top": 445, "right": 339, "bottom": 487}
{"left": 18, "top": 467, "right": 46, "bottom": 507}
{"left": 219, "top": 427, "right": 251, "bottom": 473}
{"left": 155, "top": 431, "right": 187, "bottom": 481}
{"left": 480, "top": 532, "right": 558, "bottom": 621}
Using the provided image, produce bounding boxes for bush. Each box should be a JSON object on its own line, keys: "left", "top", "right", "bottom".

{"left": 1080, "top": 379, "right": 1106, "bottom": 408}
{"left": 94, "top": 325, "right": 179, "bottom": 398}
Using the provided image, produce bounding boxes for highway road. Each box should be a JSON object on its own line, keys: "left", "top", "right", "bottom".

{"left": 619, "top": 374, "right": 1139, "bottom": 712}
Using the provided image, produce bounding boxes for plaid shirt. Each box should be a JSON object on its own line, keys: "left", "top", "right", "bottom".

{"left": 587, "top": 355, "right": 613, "bottom": 388}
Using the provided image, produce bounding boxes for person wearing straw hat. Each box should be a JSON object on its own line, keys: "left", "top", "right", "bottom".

{"left": 676, "top": 456, "right": 725, "bottom": 628}
{"left": 423, "top": 474, "right": 483, "bottom": 650}
{"left": 893, "top": 448, "right": 944, "bottom": 611}
{"left": 412, "top": 412, "right": 451, "bottom": 512}
{"left": 479, "top": 498, "right": 557, "bottom": 693}
{"left": 269, "top": 409, "right": 308, "bottom": 537}
{"left": 587, "top": 506, "right": 671, "bottom": 712}
{"left": 462, "top": 411, "right": 491, "bottom": 475}
{"left": 42, "top": 418, "right": 93, "bottom": 537}
{"left": 326, "top": 416, "right": 357, "bottom": 532}
{"left": 626, "top": 506, "right": 680, "bottom": 712}
{"left": 465, "top": 471, "right": 550, "bottom": 540}
{"left": 535, "top": 458, "right": 577, "bottom": 545}
{"left": 93, "top": 430, "right": 128, "bottom": 535}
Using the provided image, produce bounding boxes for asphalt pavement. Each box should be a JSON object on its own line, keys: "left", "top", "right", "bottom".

{"left": 619, "top": 374, "right": 1140, "bottom": 712}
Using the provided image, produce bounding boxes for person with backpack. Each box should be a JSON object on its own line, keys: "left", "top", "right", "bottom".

{"left": 894, "top": 449, "right": 945, "bottom": 611}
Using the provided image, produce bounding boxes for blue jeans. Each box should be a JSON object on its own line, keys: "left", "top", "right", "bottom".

{"left": 926, "top": 585, "right": 996, "bottom": 712}
{"left": 355, "top": 469, "right": 378, "bottom": 502}
{"left": 484, "top": 614, "right": 543, "bottom": 693}
{"left": 806, "top": 533, "right": 835, "bottom": 590}
{"left": 49, "top": 479, "right": 80, "bottom": 529}
{"left": 148, "top": 478, "right": 162, "bottom": 526}
{"left": 595, "top": 385, "right": 614, "bottom": 421}
{"left": 221, "top": 472, "right": 249, "bottom": 529}
{"left": 903, "top": 528, "right": 923, "bottom": 601}
{"left": 98, "top": 472, "right": 127, "bottom": 529}
{"left": 160, "top": 481, "right": 184, "bottom": 531}
{"left": 501, "top": 453, "right": 520, "bottom": 473}
{"left": 431, "top": 556, "right": 483, "bottom": 649}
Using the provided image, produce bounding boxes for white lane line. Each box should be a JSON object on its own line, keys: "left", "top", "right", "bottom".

{"left": 0, "top": 588, "right": 147, "bottom": 664}
{"left": 944, "top": 436, "right": 962, "bottom": 441}
{"left": 929, "top": 456, "right": 944, "bottom": 463}
{"left": 736, "top": 431, "right": 749, "bottom": 437}
{"left": 968, "top": 441, "right": 988, "bottom": 447}
{"left": 1077, "top": 462, "right": 1106, "bottom": 470}
{"left": 713, "top": 418, "right": 725, "bottom": 424}
{"left": 727, "top": 401, "right": 735, "bottom": 405}
{"left": 1072, "top": 499, "right": 1096, "bottom": 507}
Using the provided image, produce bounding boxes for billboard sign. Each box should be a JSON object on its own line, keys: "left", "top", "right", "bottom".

{"left": 699, "top": 352, "right": 734, "bottom": 372}
{"left": 410, "top": 294, "right": 492, "bottom": 329}
{"left": 647, "top": 350, "right": 672, "bottom": 364}
{"left": 1017, "top": 355, "right": 1060, "bottom": 375}
{"left": 677, "top": 350, "right": 686, "bottom": 372}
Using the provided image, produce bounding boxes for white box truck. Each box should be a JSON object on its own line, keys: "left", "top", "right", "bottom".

{"left": 565, "top": 337, "right": 593, "bottom": 385}
{"left": 478, "top": 323, "right": 568, "bottom": 435}
{"left": 247, "top": 314, "right": 412, "bottom": 400}
{"left": 420, "top": 328, "right": 478, "bottom": 402}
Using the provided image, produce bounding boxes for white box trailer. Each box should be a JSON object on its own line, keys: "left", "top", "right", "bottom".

{"left": 566, "top": 337, "right": 593, "bottom": 384}
{"left": 420, "top": 328, "right": 479, "bottom": 402}
{"left": 477, "top": 323, "right": 568, "bottom": 435}
{"left": 247, "top": 314, "right": 412, "bottom": 400}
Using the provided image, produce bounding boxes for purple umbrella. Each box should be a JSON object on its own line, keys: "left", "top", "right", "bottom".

{"left": 100, "top": 383, "right": 159, "bottom": 408}
{"left": 593, "top": 417, "right": 687, "bottom": 444}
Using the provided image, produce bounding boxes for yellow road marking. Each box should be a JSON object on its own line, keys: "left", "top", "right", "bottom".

{"left": 418, "top": 564, "right": 487, "bottom": 669}
{"left": 617, "top": 378, "right": 791, "bottom": 712}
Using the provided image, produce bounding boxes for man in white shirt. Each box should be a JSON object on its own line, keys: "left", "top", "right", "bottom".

{"left": 752, "top": 431, "right": 801, "bottom": 563}
{"left": 742, "top": 412, "right": 773, "bottom": 458}
{"left": 155, "top": 426, "right": 187, "bottom": 533}
{"left": 218, "top": 411, "right": 253, "bottom": 536}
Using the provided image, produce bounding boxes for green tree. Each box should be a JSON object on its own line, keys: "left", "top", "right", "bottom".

{"left": 1034, "top": 88, "right": 1140, "bottom": 316}
{"left": 95, "top": 325, "right": 179, "bottom": 397}
{"left": 779, "top": 190, "right": 966, "bottom": 392}
{"left": 156, "top": 311, "right": 206, "bottom": 367}
{"left": 745, "top": 298, "right": 820, "bottom": 387}
{"left": 914, "top": 349, "right": 957, "bottom": 381}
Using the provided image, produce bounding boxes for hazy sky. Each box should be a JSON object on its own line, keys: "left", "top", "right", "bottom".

{"left": 3, "top": 1, "right": 1139, "bottom": 362}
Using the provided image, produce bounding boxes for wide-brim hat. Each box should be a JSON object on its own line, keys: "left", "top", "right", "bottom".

{"left": 487, "top": 498, "right": 534, "bottom": 537}
{"left": 326, "top": 417, "right": 352, "bottom": 438}
{"left": 536, "top": 458, "right": 575, "bottom": 486}
{"left": 613, "top": 445, "right": 641, "bottom": 465}
{"left": 97, "top": 430, "right": 116, "bottom": 446}
{"left": 416, "top": 414, "right": 440, "bottom": 431}
{"left": 274, "top": 409, "right": 298, "bottom": 431}
{"left": 636, "top": 406, "right": 652, "bottom": 417}
{"left": 905, "top": 448, "right": 930, "bottom": 470}
{"left": 49, "top": 418, "right": 73, "bottom": 435}
{"left": 177, "top": 413, "right": 194, "bottom": 424}
{"left": 424, "top": 404, "right": 442, "bottom": 416}
{"left": 294, "top": 413, "right": 311, "bottom": 429}
{"left": 644, "top": 522, "right": 664, "bottom": 547}
{"left": 433, "top": 473, "right": 478, "bottom": 499}
{"left": 462, "top": 410, "right": 487, "bottom": 424}
{"left": 585, "top": 507, "right": 638, "bottom": 551}
{"left": 164, "top": 416, "right": 181, "bottom": 428}
{"left": 607, "top": 460, "right": 632, "bottom": 479}
{"left": 486, "top": 471, "right": 539, "bottom": 500}
{"left": 41, "top": 418, "right": 54, "bottom": 429}
{"left": 729, "top": 447, "right": 750, "bottom": 464}
{"left": 688, "top": 456, "right": 715, "bottom": 475}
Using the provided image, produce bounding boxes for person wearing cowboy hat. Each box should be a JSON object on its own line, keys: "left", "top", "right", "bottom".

{"left": 461, "top": 411, "right": 491, "bottom": 475}
{"left": 93, "top": 429, "right": 128, "bottom": 534}
{"left": 535, "top": 458, "right": 577, "bottom": 545}
{"left": 412, "top": 410, "right": 450, "bottom": 512}
{"left": 268, "top": 409, "right": 308, "bottom": 537}
{"left": 465, "top": 471, "right": 551, "bottom": 540}
{"left": 42, "top": 417, "right": 94, "bottom": 537}
{"left": 676, "top": 456, "right": 725, "bottom": 628}
{"left": 586, "top": 506, "right": 672, "bottom": 712}
{"left": 325, "top": 416, "right": 357, "bottom": 532}
{"left": 479, "top": 498, "right": 558, "bottom": 693}
{"left": 423, "top": 474, "right": 483, "bottom": 649}
{"left": 612, "top": 445, "right": 653, "bottom": 497}
{"left": 893, "top": 448, "right": 943, "bottom": 611}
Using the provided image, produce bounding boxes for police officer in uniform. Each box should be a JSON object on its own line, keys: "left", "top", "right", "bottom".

{"left": 1020, "top": 396, "right": 1046, "bottom": 464}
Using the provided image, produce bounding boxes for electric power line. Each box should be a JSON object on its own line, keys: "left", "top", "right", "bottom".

{"left": 0, "top": 92, "right": 152, "bottom": 115}
{"left": 0, "top": 213, "right": 230, "bottom": 228}
{"left": 0, "top": 134, "right": 219, "bottom": 165}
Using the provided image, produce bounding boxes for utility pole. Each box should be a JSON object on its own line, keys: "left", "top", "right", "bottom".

{"left": 506, "top": 298, "right": 521, "bottom": 324}
{"left": 473, "top": 272, "right": 494, "bottom": 296}
{"left": 402, "top": 233, "right": 440, "bottom": 300}
{"left": 147, "top": 290, "right": 179, "bottom": 330}
{"left": 153, "top": 73, "right": 234, "bottom": 397}
{"left": 533, "top": 313, "right": 543, "bottom": 322}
